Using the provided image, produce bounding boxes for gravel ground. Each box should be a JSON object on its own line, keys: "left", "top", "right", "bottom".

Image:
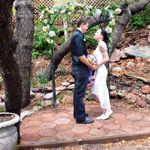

{"left": 49, "top": 138, "right": 150, "bottom": 150}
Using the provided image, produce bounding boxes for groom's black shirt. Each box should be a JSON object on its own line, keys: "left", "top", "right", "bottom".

{"left": 70, "top": 29, "right": 88, "bottom": 67}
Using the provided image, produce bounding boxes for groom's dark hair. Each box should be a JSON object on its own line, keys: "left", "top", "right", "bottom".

{"left": 77, "top": 16, "right": 89, "bottom": 27}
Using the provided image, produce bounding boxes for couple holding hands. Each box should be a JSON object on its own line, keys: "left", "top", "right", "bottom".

{"left": 70, "top": 17, "right": 113, "bottom": 124}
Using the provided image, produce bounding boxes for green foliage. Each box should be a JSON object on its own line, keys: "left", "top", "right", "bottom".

{"left": 85, "top": 26, "right": 99, "bottom": 48}
{"left": 130, "top": 16, "right": 146, "bottom": 29}
{"left": 129, "top": 4, "right": 150, "bottom": 30}
{"left": 32, "top": 21, "right": 53, "bottom": 58}
{"left": 30, "top": 79, "right": 38, "bottom": 88}
{"left": 34, "top": 100, "right": 42, "bottom": 106}
{"left": 36, "top": 73, "right": 48, "bottom": 85}
{"left": 0, "top": 106, "right": 5, "bottom": 112}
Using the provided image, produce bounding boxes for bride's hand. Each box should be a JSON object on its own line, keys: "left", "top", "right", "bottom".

{"left": 91, "top": 65, "right": 97, "bottom": 70}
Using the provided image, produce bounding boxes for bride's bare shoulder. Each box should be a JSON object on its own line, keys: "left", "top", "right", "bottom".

{"left": 98, "top": 41, "right": 107, "bottom": 52}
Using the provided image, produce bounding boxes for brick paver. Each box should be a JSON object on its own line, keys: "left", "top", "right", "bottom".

{"left": 20, "top": 104, "right": 150, "bottom": 145}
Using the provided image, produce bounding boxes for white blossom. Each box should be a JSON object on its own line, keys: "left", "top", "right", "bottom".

{"left": 41, "top": 10, "right": 45, "bottom": 15}
{"left": 49, "top": 31, "right": 56, "bottom": 37}
{"left": 70, "top": 6, "right": 74, "bottom": 11}
{"left": 60, "top": 9, "right": 66, "bottom": 14}
{"left": 106, "top": 26, "right": 112, "bottom": 33}
{"left": 47, "top": 38, "right": 51, "bottom": 44}
{"left": 88, "top": 5, "right": 93, "bottom": 9}
{"left": 95, "top": 9, "right": 101, "bottom": 16}
{"left": 109, "top": 13, "right": 114, "bottom": 19}
{"left": 115, "top": 8, "right": 122, "bottom": 15}
{"left": 49, "top": 10, "right": 55, "bottom": 14}
{"left": 50, "top": 39, "right": 54, "bottom": 44}
{"left": 109, "top": 19, "right": 115, "bottom": 26}
{"left": 104, "top": 6, "right": 109, "bottom": 11}
{"left": 39, "top": 14, "right": 44, "bottom": 20}
{"left": 47, "top": 25, "right": 50, "bottom": 29}
{"left": 44, "top": 19, "right": 48, "bottom": 24}
{"left": 42, "top": 26, "right": 48, "bottom": 32}
{"left": 68, "top": 12, "right": 72, "bottom": 15}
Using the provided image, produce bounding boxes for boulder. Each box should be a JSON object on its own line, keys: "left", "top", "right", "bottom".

{"left": 61, "top": 82, "right": 70, "bottom": 87}
{"left": 125, "top": 45, "right": 150, "bottom": 58}
{"left": 136, "top": 99, "right": 147, "bottom": 108}
{"left": 141, "top": 85, "right": 150, "bottom": 94}
{"left": 125, "top": 93, "right": 140, "bottom": 104}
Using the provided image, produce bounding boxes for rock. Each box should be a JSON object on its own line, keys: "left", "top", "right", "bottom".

{"left": 20, "top": 110, "right": 33, "bottom": 121}
{"left": 110, "top": 91, "right": 118, "bottom": 97}
{"left": 61, "top": 95, "right": 73, "bottom": 103}
{"left": 146, "top": 94, "right": 150, "bottom": 104}
{"left": 110, "top": 49, "right": 126, "bottom": 62}
{"left": 118, "top": 90, "right": 128, "bottom": 98}
{"left": 61, "top": 82, "right": 70, "bottom": 87}
{"left": 125, "top": 93, "right": 140, "bottom": 104}
{"left": 67, "top": 84, "right": 75, "bottom": 90}
{"left": 34, "top": 93, "right": 45, "bottom": 100}
{"left": 86, "top": 93, "right": 97, "bottom": 100}
{"left": 112, "top": 66, "right": 124, "bottom": 72}
{"left": 138, "top": 39, "right": 149, "bottom": 46}
{"left": 32, "top": 58, "right": 49, "bottom": 77}
{"left": 43, "top": 91, "right": 59, "bottom": 100}
{"left": 125, "top": 45, "right": 150, "bottom": 58}
{"left": 131, "top": 89, "right": 138, "bottom": 95}
{"left": 141, "top": 85, "right": 150, "bottom": 94}
{"left": 0, "top": 102, "right": 5, "bottom": 107}
{"left": 42, "top": 99, "right": 60, "bottom": 107}
{"left": 69, "top": 79, "right": 74, "bottom": 84}
{"left": 56, "top": 86, "right": 66, "bottom": 91}
{"left": 148, "top": 36, "right": 150, "bottom": 43}
{"left": 110, "top": 85, "right": 117, "bottom": 91}
{"left": 135, "top": 57, "right": 142, "bottom": 63}
{"left": 147, "top": 24, "right": 150, "bottom": 29}
{"left": 136, "top": 99, "right": 147, "bottom": 108}
{"left": 144, "top": 58, "right": 150, "bottom": 63}
{"left": 43, "top": 93, "right": 53, "bottom": 100}
{"left": 30, "top": 91, "right": 35, "bottom": 99}
{"left": 33, "top": 106, "right": 42, "bottom": 112}
{"left": 125, "top": 61, "right": 135, "bottom": 68}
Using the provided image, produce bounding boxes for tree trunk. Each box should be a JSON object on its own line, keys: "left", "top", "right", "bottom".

{"left": 0, "top": 0, "right": 22, "bottom": 142}
{"left": 0, "top": 0, "right": 22, "bottom": 115}
{"left": 15, "top": 0, "right": 34, "bottom": 108}
{"left": 47, "top": 0, "right": 149, "bottom": 80}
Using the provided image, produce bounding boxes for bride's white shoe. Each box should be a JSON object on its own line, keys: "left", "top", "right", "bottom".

{"left": 101, "top": 110, "right": 113, "bottom": 120}
{"left": 96, "top": 110, "right": 113, "bottom": 120}
{"left": 96, "top": 113, "right": 105, "bottom": 120}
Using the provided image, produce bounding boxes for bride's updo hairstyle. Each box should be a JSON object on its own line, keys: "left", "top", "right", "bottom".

{"left": 98, "top": 29, "right": 109, "bottom": 43}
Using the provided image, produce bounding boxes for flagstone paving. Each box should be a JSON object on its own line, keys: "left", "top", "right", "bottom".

{"left": 20, "top": 104, "right": 150, "bottom": 145}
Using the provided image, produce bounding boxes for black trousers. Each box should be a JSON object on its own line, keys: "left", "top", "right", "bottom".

{"left": 72, "top": 65, "right": 89, "bottom": 122}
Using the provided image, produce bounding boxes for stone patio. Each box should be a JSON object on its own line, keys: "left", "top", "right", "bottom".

{"left": 20, "top": 103, "right": 150, "bottom": 148}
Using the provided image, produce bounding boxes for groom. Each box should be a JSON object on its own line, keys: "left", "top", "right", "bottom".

{"left": 70, "top": 17, "right": 97, "bottom": 124}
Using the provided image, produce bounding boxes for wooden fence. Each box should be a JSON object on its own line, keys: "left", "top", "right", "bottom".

{"left": 12, "top": 0, "right": 149, "bottom": 23}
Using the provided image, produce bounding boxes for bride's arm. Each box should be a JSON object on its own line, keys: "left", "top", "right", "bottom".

{"left": 97, "top": 43, "right": 109, "bottom": 67}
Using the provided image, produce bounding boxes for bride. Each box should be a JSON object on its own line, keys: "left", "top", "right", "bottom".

{"left": 92, "top": 29, "right": 113, "bottom": 120}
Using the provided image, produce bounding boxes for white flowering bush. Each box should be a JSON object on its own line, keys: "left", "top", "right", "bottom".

{"left": 33, "top": 2, "right": 122, "bottom": 59}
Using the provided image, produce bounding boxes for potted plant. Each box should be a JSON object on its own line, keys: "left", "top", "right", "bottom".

{"left": 0, "top": 112, "right": 20, "bottom": 150}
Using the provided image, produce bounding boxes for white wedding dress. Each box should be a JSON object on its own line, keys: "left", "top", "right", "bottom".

{"left": 92, "top": 41, "right": 111, "bottom": 111}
